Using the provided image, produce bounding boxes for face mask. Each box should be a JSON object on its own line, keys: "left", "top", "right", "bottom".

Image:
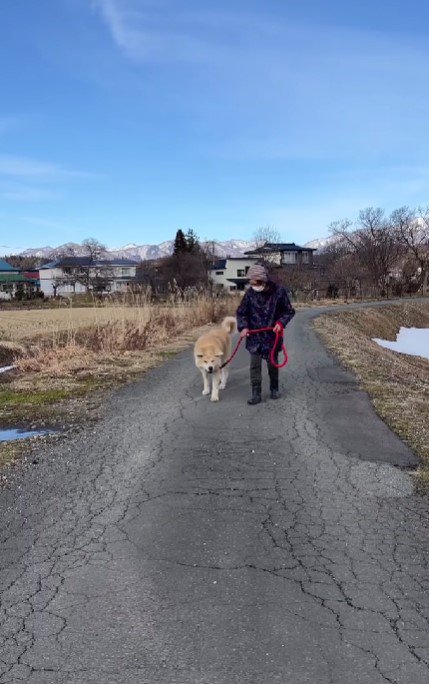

{"left": 252, "top": 285, "right": 265, "bottom": 292}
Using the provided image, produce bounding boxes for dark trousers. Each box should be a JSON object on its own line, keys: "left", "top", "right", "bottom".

{"left": 250, "top": 353, "right": 278, "bottom": 390}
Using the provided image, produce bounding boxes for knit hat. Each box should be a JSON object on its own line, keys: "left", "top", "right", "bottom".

{"left": 247, "top": 264, "right": 269, "bottom": 282}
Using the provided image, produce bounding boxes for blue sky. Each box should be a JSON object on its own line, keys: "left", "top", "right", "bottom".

{"left": 2, "top": 0, "right": 429, "bottom": 252}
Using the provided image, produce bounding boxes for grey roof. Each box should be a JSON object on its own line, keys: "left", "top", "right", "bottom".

{"left": 245, "top": 242, "right": 315, "bottom": 255}
{"left": 40, "top": 256, "right": 139, "bottom": 269}
{"left": 209, "top": 256, "right": 258, "bottom": 270}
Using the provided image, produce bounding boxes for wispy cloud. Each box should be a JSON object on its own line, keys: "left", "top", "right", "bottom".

{"left": 92, "top": 0, "right": 429, "bottom": 165}
{"left": 92, "top": 0, "right": 241, "bottom": 64}
{"left": 19, "top": 216, "right": 86, "bottom": 233}
{"left": 1, "top": 186, "right": 61, "bottom": 202}
{"left": 0, "top": 155, "right": 99, "bottom": 181}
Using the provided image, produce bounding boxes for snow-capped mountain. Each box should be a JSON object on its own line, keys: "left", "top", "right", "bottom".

{"left": 19, "top": 243, "right": 82, "bottom": 258}
{"left": 303, "top": 235, "right": 339, "bottom": 251}
{"left": 18, "top": 239, "right": 258, "bottom": 261}
{"left": 17, "top": 236, "right": 340, "bottom": 261}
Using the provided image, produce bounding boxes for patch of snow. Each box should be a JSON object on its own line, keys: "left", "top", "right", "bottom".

{"left": 373, "top": 327, "right": 429, "bottom": 361}
{"left": 303, "top": 235, "right": 342, "bottom": 251}
{"left": 0, "top": 365, "right": 16, "bottom": 374}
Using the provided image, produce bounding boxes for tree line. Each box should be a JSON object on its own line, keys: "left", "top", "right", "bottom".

{"left": 322, "top": 206, "right": 429, "bottom": 299}
{"left": 3, "top": 209, "right": 428, "bottom": 300}
{"left": 264, "top": 207, "right": 428, "bottom": 301}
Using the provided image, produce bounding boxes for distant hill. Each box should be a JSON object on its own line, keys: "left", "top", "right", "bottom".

{"left": 18, "top": 239, "right": 259, "bottom": 261}
{"left": 16, "top": 236, "right": 334, "bottom": 261}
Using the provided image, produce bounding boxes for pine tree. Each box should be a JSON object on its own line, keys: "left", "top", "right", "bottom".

{"left": 173, "top": 229, "right": 188, "bottom": 255}
{"left": 185, "top": 229, "right": 200, "bottom": 254}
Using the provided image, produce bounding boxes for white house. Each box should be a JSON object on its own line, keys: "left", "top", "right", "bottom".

{"left": 38, "top": 256, "right": 139, "bottom": 297}
{"left": 209, "top": 256, "right": 260, "bottom": 292}
{"left": 244, "top": 242, "right": 315, "bottom": 267}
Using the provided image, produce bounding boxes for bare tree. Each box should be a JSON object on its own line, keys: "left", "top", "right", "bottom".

{"left": 319, "top": 237, "right": 365, "bottom": 300}
{"left": 253, "top": 225, "right": 281, "bottom": 248}
{"left": 75, "top": 238, "right": 112, "bottom": 293}
{"left": 51, "top": 270, "right": 78, "bottom": 297}
{"left": 330, "top": 209, "right": 401, "bottom": 297}
{"left": 81, "top": 238, "right": 108, "bottom": 261}
{"left": 390, "top": 206, "right": 429, "bottom": 294}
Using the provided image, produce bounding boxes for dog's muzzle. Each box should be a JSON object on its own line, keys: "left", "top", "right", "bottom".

{"left": 207, "top": 366, "right": 213, "bottom": 374}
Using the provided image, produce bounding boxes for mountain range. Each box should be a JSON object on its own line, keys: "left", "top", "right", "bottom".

{"left": 18, "top": 237, "right": 335, "bottom": 261}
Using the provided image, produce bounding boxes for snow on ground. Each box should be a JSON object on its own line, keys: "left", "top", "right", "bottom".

{"left": 373, "top": 327, "right": 429, "bottom": 361}
{"left": 0, "top": 365, "right": 15, "bottom": 374}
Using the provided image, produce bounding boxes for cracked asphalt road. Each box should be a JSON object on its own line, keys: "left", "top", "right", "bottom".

{"left": 0, "top": 304, "right": 428, "bottom": 684}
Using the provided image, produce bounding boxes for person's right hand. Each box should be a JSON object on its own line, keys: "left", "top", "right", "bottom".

{"left": 240, "top": 328, "right": 249, "bottom": 338}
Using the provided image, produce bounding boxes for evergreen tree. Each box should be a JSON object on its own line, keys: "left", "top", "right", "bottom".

{"left": 185, "top": 228, "right": 200, "bottom": 254}
{"left": 173, "top": 229, "right": 188, "bottom": 255}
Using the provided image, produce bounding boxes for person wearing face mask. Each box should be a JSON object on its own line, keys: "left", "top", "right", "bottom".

{"left": 236, "top": 263, "right": 295, "bottom": 405}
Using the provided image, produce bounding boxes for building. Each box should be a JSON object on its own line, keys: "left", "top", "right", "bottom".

{"left": 209, "top": 256, "right": 260, "bottom": 292}
{"left": 38, "top": 256, "right": 139, "bottom": 297}
{"left": 0, "top": 258, "right": 38, "bottom": 300}
{"left": 244, "top": 242, "right": 315, "bottom": 267}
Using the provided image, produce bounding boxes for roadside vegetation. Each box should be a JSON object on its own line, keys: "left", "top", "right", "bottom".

{"left": 0, "top": 290, "right": 241, "bottom": 469}
{"left": 314, "top": 301, "right": 429, "bottom": 488}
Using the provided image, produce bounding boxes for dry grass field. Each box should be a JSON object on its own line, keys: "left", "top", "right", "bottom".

{"left": 0, "top": 305, "right": 147, "bottom": 340}
{"left": 0, "top": 295, "right": 240, "bottom": 445}
{"left": 314, "top": 301, "right": 429, "bottom": 487}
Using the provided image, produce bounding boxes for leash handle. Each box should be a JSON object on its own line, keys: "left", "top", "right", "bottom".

{"left": 221, "top": 325, "right": 288, "bottom": 369}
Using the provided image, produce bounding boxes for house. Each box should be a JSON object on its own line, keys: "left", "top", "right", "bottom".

{"left": 209, "top": 256, "right": 260, "bottom": 292}
{"left": 38, "top": 256, "right": 139, "bottom": 297}
{"left": 0, "top": 258, "right": 38, "bottom": 300}
{"left": 244, "top": 242, "right": 315, "bottom": 267}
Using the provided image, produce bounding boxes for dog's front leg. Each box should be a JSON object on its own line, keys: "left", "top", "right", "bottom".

{"left": 220, "top": 367, "right": 228, "bottom": 390}
{"left": 210, "top": 370, "right": 221, "bottom": 402}
{"left": 201, "top": 369, "right": 210, "bottom": 395}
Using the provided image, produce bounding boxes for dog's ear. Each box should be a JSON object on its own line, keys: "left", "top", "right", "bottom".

{"left": 215, "top": 352, "right": 223, "bottom": 357}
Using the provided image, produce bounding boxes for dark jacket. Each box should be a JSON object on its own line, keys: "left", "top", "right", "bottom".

{"left": 236, "top": 282, "right": 295, "bottom": 358}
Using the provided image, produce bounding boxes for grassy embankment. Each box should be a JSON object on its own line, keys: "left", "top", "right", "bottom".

{"left": 314, "top": 301, "right": 429, "bottom": 488}
{"left": 0, "top": 293, "right": 240, "bottom": 469}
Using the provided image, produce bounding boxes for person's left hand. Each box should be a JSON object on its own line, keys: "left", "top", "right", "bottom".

{"left": 273, "top": 323, "right": 283, "bottom": 334}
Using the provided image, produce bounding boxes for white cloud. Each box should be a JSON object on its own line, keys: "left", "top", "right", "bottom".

{"left": 1, "top": 186, "right": 61, "bottom": 202}
{"left": 91, "top": 1, "right": 429, "bottom": 165}
{"left": 0, "top": 155, "right": 98, "bottom": 181}
{"left": 92, "top": 0, "right": 243, "bottom": 64}
{"left": 19, "top": 216, "right": 85, "bottom": 233}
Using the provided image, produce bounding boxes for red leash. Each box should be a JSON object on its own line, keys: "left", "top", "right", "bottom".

{"left": 221, "top": 325, "right": 289, "bottom": 369}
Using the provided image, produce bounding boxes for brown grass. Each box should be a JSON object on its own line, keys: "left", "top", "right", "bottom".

{"left": 314, "top": 301, "right": 429, "bottom": 487}
{"left": 9, "top": 295, "right": 237, "bottom": 373}
{"left": 0, "top": 294, "right": 240, "bottom": 437}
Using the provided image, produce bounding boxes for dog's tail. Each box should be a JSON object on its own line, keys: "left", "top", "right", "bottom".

{"left": 221, "top": 316, "right": 237, "bottom": 334}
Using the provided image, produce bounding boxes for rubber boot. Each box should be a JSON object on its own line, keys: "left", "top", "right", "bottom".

{"left": 247, "top": 385, "right": 262, "bottom": 405}
{"left": 270, "top": 381, "right": 280, "bottom": 400}
{"left": 269, "top": 363, "right": 280, "bottom": 399}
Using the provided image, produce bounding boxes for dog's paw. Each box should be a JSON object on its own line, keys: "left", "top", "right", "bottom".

{"left": 219, "top": 383, "right": 226, "bottom": 390}
{"left": 202, "top": 388, "right": 210, "bottom": 396}
{"left": 210, "top": 395, "right": 219, "bottom": 402}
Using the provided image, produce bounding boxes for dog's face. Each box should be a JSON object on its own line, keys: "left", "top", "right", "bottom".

{"left": 195, "top": 345, "right": 223, "bottom": 374}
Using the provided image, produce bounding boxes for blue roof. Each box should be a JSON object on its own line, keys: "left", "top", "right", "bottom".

{"left": 0, "top": 258, "right": 18, "bottom": 272}
{"left": 210, "top": 259, "right": 227, "bottom": 270}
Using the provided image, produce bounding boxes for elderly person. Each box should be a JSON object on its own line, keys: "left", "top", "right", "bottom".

{"left": 236, "top": 264, "right": 295, "bottom": 405}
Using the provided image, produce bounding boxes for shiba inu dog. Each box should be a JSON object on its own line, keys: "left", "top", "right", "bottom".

{"left": 194, "top": 316, "right": 237, "bottom": 401}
